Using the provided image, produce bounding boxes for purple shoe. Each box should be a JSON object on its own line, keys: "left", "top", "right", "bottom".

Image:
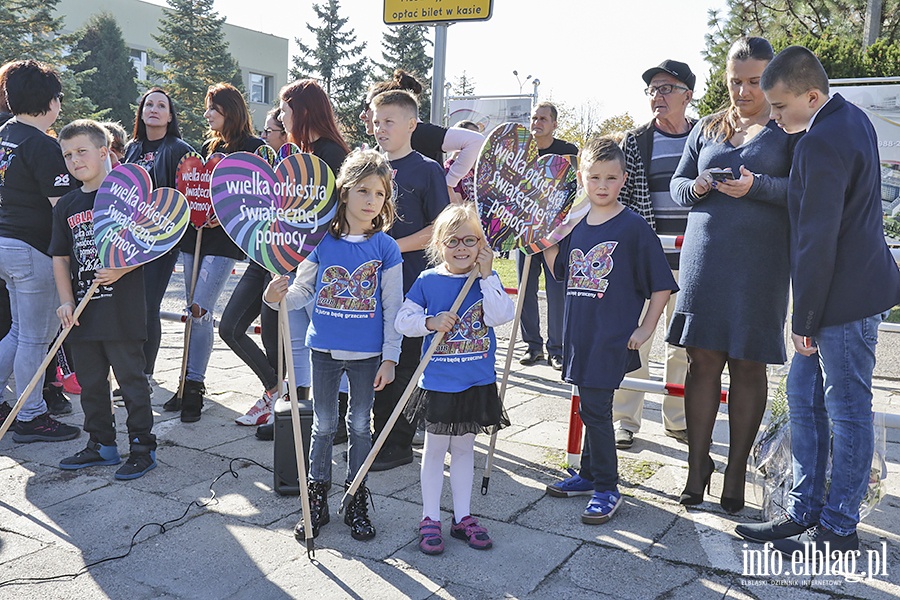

{"left": 450, "top": 515, "right": 492, "bottom": 550}
{"left": 418, "top": 518, "right": 443, "bottom": 555}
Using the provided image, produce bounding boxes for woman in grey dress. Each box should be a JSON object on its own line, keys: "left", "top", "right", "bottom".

{"left": 668, "top": 37, "right": 799, "bottom": 514}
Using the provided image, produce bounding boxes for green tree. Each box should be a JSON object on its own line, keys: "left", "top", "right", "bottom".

{"left": 378, "top": 24, "right": 433, "bottom": 120}
{"left": 149, "top": 0, "right": 243, "bottom": 148}
{"left": 0, "top": 0, "right": 100, "bottom": 123}
{"left": 452, "top": 70, "right": 476, "bottom": 96}
{"left": 291, "top": 0, "right": 372, "bottom": 147}
{"left": 71, "top": 13, "right": 139, "bottom": 128}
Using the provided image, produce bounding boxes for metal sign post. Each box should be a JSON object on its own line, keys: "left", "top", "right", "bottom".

{"left": 384, "top": 1, "right": 494, "bottom": 126}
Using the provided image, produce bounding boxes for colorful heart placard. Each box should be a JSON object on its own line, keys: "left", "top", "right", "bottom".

{"left": 93, "top": 164, "right": 189, "bottom": 268}
{"left": 256, "top": 144, "right": 277, "bottom": 167}
{"left": 176, "top": 152, "right": 225, "bottom": 227}
{"left": 210, "top": 152, "right": 338, "bottom": 275}
{"left": 474, "top": 123, "right": 578, "bottom": 254}
{"left": 278, "top": 142, "right": 301, "bottom": 162}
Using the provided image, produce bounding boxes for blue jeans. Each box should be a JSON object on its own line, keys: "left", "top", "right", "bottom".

{"left": 0, "top": 237, "right": 58, "bottom": 420}
{"left": 181, "top": 252, "right": 235, "bottom": 383}
{"left": 517, "top": 251, "right": 564, "bottom": 356}
{"left": 787, "top": 312, "right": 884, "bottom": 536}
{"left": 309, "top": 351, "right": 380, "bottom": 483}
{"left": 143, "top": 248, "right": 179, "bottom": 376}
{"left": 287, "top": 302, "right": 312, "bottom": 389}
{"left": 577, "top": 387, "right": 619, "bottom": 492}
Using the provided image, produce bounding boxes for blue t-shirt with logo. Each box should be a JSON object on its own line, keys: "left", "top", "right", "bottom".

{"left": 553, "top": 209, "right": 677, "bottom": 389}
{"left": 306, "top": 231, "right": 402, "bottom": 354}
{"left": 406, "top": 269, "right": 499, "bottom": 393}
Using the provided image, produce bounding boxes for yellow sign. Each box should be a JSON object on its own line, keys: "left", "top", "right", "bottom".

{"left": 384, "top": 0, "right": 493, "bottom": 25}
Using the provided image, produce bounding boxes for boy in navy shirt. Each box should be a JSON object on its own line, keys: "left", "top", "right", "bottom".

{"left": 49, "top": 120, "right": 157, "bottom": 480}
{"left": 369, "top": 90, "right": 451, "bottom": 470}
{"left": 736, "top": 46, "right": 900, "bottom": 556}
{"left": 543, "top": 137, "right": 677, "bottom": 524}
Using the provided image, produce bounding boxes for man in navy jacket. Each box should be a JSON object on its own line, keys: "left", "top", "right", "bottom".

{"left": 735, "top": 46, "right": 900, "bottom": 558}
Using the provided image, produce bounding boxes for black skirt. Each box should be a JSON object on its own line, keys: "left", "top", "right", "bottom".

{"left": 403, "top": 383, "right": 510, "bottom": 436}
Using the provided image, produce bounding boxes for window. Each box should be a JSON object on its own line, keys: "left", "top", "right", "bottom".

{"left": 130, "top": 49, "right": 147, "bottom": 81}
{"left": 249, "top": 73, "right": 272, "bottom": 104}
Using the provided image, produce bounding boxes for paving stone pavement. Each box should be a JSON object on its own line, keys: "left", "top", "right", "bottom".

{"left": 2, "top": 296, "right": 900, "bottom": 599}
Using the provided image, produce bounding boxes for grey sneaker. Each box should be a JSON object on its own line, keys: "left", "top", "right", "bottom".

{"left": 615, "top": 428, "right": 634, "bottom": 449}
{"left": 665, "top": 428, "right": 689, "bottom": 444}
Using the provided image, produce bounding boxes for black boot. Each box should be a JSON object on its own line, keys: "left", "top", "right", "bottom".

{"left": 179, "top": 380, "right": 205, "bottom": 423}
{"left": 333, "top": 392, "right": 349, "bottom": 445}
{"left": 344, "top": 483, "right": 376, "bottom": 540}
{"left": 293, "top": 480, "right": 330, "bottom": 540}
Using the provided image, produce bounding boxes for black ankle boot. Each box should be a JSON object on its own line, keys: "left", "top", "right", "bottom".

{"left": 179, "top": 380, "right": 205, "bottom": 423}
{"left": 294, "top": 480, "right": 330, "bottom": 540}
{"left": 333, "top": 392, "right": 349, "bottom": 445}
{"left": 344, "top": 483, "right": 376, "bottom": 541}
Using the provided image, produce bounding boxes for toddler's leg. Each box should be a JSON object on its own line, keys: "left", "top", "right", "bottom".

{"left": 448, "top": 433, "right": 476, "bottom": 522}
{"left": 421, "top": 431, "right": 451, "bottom": 520}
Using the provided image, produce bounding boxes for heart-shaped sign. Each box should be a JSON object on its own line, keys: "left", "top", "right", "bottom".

{"left": 210, "top": 152, "right": 338, "bottom": 275}
{"left": 255, "top": 143, "right": 301, "bottom": 168}
{"left": 278, "top": 142, "right": 301, "bottom": 162}
{"left": 176, "top": 152, "right": 225, "bottom": 227}
{"left": 93, "top": 164, "right": 189, "bottom": 268}
{"left": 475, "top": 123, "right": 578, "bottom": 254}
{"left": 256, "top": 144, "right": 277, "bottom": 167}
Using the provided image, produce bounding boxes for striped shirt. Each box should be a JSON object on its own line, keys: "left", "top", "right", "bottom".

{"left": 649, "top": 129, "right": 691, "bottom": 268}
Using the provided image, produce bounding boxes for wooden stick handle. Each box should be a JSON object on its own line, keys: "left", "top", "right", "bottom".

{"left": 340, "top": 269, "right": 480, "bottom": 513}
{"left": 280, "top": 300, "right": 314, "bottom": 559}
{"left": 177, "top": 229, "right": 203, "bottom": 398}
{"left": 481, "top": 253, "right": 531, "bottom": 494}
{"left": 0, "top": 280, "right": 102, "bottom": 442}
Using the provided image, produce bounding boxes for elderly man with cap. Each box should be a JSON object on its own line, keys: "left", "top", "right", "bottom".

{"left": 612, "top": 60, "right": 696, "bottom": 450}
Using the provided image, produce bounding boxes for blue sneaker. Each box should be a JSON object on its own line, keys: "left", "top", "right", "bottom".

{"left": 546, "top": 468, "right": 594, "bottom": 497}
{"left": 59, "top": 441, "right": 122, "bottom": 470}
{"left": 582, "top": 489, "right": 622, "bottom": 524}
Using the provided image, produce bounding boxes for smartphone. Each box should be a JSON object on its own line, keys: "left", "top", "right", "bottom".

{"left": 709, "top": 168, "right": 735, "bottom": 182}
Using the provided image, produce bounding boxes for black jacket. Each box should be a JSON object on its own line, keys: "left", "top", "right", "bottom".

{"left": 123, "top": 134, "right": 195, "bottom": 189}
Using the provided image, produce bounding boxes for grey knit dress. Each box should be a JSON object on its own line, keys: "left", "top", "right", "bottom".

{"left": 667, "top": 118, "right": 799, "bottom": 364}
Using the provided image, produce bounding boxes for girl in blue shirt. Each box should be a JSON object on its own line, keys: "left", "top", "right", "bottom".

{"left": 395, "top": 203, "right": 515, "bottom": 555}
{"left": 265, "top": 150, "right": 402, "bottom": 542}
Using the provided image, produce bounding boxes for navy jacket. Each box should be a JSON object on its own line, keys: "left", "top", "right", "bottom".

{"left": 788, "top": 93, "right": 900, "bottom": 335}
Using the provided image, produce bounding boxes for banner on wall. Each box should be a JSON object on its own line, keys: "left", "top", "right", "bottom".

{"left": 834, "top": 84, "right": 900, "bottom": 214}
{"left": 447, "top": 96, "right": 534, "bottom": 134}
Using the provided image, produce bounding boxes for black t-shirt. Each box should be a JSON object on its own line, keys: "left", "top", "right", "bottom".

{"left": 0, "top": 119, "right": 78, "bottom": 253}
{"left": 131, "top": 137, "right": 162, "bottom": 174}
{"left": 48, "top": 188, "right": 147, "bottom": 342}
{"left": 387, "top": 150, "right": 450, "bottom": 293}
{"left": 182, "top": 135, "right": 265, "bottom": 259}
{"left": 312, "top": 137, "right": 348, "bottom": 175}
{"left": 539, "top": 138, "right": 579, "bottom": 157}
{"left": 411, "top": 122, "right": 446, "bottom": 164}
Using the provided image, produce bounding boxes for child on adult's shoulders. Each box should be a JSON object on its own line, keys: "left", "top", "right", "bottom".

{"left": 49, "top": 119, "right": 157, "bottom": 481}
{"left": 542, "top": 136, "right": 678, "bottom": 524}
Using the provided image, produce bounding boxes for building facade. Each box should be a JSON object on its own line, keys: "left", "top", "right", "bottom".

{"left": 57, "top": 0, "right": 288, "bottom": 132}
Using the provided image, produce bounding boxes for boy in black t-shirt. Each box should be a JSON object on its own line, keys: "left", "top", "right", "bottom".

{"left": 543, "top": 137, "right": 677, "bottom": 525}
{"left": 49, "top": 120, "right": 157, "bottom": 480}
{"left": 369, "top": 90, "right": 450, "bottom": 470}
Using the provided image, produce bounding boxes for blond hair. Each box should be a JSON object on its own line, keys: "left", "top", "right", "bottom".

{"left": 426, "top": 203, "right": 485, "bottom": 266}
{"left": 329, "top": 149, "right": 395, "bottom": 238}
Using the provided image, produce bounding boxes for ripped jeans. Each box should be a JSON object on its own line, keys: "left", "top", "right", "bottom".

{"left": 181, "top": 252, "right": 235, "bottom": 383}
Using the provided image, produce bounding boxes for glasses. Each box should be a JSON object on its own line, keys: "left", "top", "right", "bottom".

{"left": 443, "top": 235, "right": 479, "bottom": 248}
{"left": 263, "top": 127, "right": 284, "bottom": 134}
{"left": 644, "top": 84, "right": 689, "bottom": 96}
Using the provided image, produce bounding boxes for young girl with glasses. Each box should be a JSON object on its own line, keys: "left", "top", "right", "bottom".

{"left": 394, "top": 203, "right": 515, "bottom": 555}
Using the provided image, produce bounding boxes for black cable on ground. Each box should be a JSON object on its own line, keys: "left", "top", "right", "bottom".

{"left": 0, "top": 457, "right": 274, "bottom": 589}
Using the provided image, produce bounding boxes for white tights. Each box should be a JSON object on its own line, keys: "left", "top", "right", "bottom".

{"left": 420, "top": 431, "right": 476, "bottom": 523}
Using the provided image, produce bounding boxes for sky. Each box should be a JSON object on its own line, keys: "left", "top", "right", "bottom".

{"left": 144, "top": 0, "right": 730, "bottom": 122}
